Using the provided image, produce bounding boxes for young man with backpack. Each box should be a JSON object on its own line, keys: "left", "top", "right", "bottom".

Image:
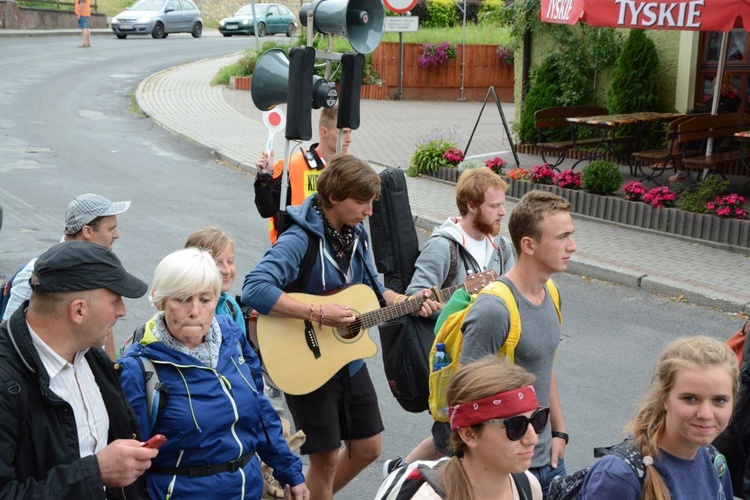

{"left": 389, "top": 190, "right": 575, "bottom": 496}
{"left": 385, "top": 168, "right": 515, "bottom": 468}
{"left": 458, "top": 190, "right": 576, "bottom": 497}
{"left": 242, "top": 155, "right": 438, "bottom": 500}
{"left": 405, "top": 168, "right": 515, "bottom": 308}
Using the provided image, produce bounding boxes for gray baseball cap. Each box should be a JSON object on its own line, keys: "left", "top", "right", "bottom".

{"left": 64, "top": 194, "right": 131, "bottom": 235}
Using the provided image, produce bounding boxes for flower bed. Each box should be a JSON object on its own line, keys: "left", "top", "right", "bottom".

{"left": 423, "top": 168, "right": 750, "bottom": 247}
{"left": 506, "top": 180, "right": 750, "bottom": 248}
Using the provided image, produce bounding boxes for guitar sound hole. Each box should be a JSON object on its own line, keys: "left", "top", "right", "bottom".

{"left": 338, "top": 318, "right": 363, "bottom": 341}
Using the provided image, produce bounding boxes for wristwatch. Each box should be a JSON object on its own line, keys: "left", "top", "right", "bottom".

{"left": 551, "top": 431, "right": 569, "bottom": 444}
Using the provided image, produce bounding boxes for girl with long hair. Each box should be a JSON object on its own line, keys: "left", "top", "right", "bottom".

{"left": 580, "top": 336, "right": 738, "bottom": 499}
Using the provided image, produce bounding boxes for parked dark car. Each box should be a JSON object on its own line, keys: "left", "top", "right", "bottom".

{"left": 218, "top": 3, "right": 296, "bottom": 37}
{"left": 111, "top": 0, "right": 202, "bottom": 39}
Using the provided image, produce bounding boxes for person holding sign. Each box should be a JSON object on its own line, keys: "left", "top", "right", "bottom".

{"left": 254, "top": 106, "right": 353, "bottom": 244}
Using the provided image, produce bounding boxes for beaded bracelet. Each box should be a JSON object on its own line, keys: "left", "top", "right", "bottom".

{"left": 319, "top": 305, "right": 324, "bottom": 329}
{"left": 308, "top": 304, "right": 315, "bottom": 323}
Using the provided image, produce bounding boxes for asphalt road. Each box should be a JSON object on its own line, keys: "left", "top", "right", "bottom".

{"left": 0, "top": 34, "right": 746, "bottom": 498}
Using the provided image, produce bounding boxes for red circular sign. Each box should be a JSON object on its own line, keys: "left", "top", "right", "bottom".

{"left": 383, "top": 0, "right": 418, "bottom": 14}
{"left": 268, "top": 111, "right": 282, "bottom": 127}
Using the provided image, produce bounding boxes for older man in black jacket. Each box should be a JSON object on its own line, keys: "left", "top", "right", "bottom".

{"left": 0, "top": 241, "right": 157, "bottom": 499}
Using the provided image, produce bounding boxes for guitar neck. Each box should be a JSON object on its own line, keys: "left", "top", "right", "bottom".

{"left": 360, "top": 282, "right": 465, "bottom": 329}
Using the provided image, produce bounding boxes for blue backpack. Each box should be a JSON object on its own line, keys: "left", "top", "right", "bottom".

{"left": 0, "top": 264, "right": 26, "bottom": 321}
{"left": 549, "top": 440, "right": 725, "bottom": 500}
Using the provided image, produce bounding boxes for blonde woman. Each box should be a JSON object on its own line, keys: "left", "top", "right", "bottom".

{"left": 579, "top": 336, "right": 737, "bottom": 499}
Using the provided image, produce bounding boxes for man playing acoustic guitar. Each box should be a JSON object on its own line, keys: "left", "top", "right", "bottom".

{"left": 242, "top": 155, "right": 439, "bottom": 500}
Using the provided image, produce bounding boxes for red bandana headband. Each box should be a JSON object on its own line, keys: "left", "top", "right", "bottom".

{"left": 449, "top": 386, "right": 538, "bottom": 430}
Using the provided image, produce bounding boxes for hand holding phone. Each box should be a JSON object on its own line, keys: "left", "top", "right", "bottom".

{"left": 142, "top": 434, "right": 167, "bottom": 449}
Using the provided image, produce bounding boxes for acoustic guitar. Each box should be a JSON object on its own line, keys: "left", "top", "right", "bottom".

{"left": 256, "top": 270, "right": 497, "bottom": 395}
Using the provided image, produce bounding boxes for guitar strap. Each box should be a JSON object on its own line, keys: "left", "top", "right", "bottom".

{"left": 357, "top": 239, "right": 387, "bottom": 308}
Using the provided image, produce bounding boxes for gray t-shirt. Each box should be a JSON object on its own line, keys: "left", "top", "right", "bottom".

{"left": 460, "top": 276, "right": 561, "bottom": 468}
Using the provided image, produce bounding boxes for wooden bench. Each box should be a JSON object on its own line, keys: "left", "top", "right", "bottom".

{"left": 534, "top": 106, "right": 608, "bottom": 169}
{"left": 677, "top": 112, "right": 750, "bottom": 179}
{"left": 631, "top": 115, "right": 699, "bottom": 182}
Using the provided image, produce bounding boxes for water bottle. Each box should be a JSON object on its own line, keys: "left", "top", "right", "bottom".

{"left": 432, "top": 343, "right": 451, "bottom": 372}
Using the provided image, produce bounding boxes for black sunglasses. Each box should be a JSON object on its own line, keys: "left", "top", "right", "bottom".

{"left": 487, "top": 407, "right": 550, "bottom": 441}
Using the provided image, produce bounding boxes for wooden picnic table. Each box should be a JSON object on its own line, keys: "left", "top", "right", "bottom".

{"left": 565, "top": 112, "right": 685, "bottom": 175}
{"left": 566, "top": 112, "right": 684, "bottom": 129}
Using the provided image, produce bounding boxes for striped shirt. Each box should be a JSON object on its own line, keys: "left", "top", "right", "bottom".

{"left": 29, "top": 324, "right": 109, "bottom": 458}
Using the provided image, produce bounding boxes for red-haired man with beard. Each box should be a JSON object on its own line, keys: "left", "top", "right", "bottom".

{"left": 384, "top": 168, "right": 516, "bottom": 470}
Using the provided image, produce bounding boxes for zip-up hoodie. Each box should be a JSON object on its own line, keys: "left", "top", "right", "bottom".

{"left": 405, "top": 217, "right": 514, "bottom": 299}
{"left": 242, "top": 193, "right": 387, "bottom": 377}
{"left": 119, "top": 315, "right": 304, "bottom": 499}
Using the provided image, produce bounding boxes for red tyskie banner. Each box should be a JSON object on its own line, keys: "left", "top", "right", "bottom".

{"left": 540, "top": 0, "right": 750, "bottom": 31}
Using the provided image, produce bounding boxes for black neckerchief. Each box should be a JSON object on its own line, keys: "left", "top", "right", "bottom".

{"left": 315, "top": 204, "right": 355, "bottom": 271}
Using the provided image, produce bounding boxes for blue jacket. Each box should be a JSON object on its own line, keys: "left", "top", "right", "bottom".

{"left": 119, "top": 315, "right": 304, "bottom": 499}
{"left": 216, "top": 291, "right": 246, "bottom": 334}
{"left": 242, "top": 194, "right": 387, "bottom": 376}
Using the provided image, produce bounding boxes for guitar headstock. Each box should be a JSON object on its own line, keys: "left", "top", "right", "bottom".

{"left": 464, "top": 270, "right": 498, "bottom": 294}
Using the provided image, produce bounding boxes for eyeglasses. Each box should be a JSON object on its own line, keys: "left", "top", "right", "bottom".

{"left": 486, "top": 407, "right": 550, "bottom": 441}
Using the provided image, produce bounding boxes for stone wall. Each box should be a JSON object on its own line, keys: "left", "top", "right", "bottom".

{"left": 194, "top": 0, "right": 303, "bottom": 24}
{"left": 1, "top": 0, "right": 106, "bottom": 29}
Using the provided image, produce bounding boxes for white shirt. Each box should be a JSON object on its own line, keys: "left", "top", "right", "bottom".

{"left": 3, "top": 258, "right": 36, "bottom": 322}
{"left": 457, "top": 225, "right": 490, "bottom": 270}
{"left": 29, "top": 324, "right": 110, "bottom": 458}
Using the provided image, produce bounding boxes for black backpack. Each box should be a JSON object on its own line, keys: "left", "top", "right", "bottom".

{"left": 549, "top": 440, "right": 723, "bottom": 500}
{"left": 370, "top": 167, "right": 444, "bottom": 413}
{"left": 369, "top": 167, "right": 507, "bottom": 413}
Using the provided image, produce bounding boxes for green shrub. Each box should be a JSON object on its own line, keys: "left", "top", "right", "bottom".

{"left": 479, "top": 0, "right": 507, "bottom": 23}
{"left": 423, "top": 0, "right": 459, "bottom": 28}
{"left": 409, "top": 128, "right": 460, "bottom": 175}
{"left": 518, "top": 54, "right": 588, "bottom": 143}
{"left": 607, "top": 30, "right": 661, "bottom": 114}
{"left": 582, "top": 160, "right": 622, "bottom": 195}
{"left": 677, "top": 177, "right": 730, "bottom": 213}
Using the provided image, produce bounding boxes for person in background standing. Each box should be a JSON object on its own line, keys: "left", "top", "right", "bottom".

{"left": 75, "top": 0, "right": 91, "bottom": 48}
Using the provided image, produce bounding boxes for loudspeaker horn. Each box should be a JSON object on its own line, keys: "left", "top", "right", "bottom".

{"left": 299, "top": 0, "right": 384, "bottom": 54}
{"left": 251, "top": 48, "right": 338, "bottom": 112}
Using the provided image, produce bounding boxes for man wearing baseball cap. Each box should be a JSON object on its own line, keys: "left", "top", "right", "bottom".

{"left": 0, "top": 241, "right": 157, "bottom": 498}
{"left": 2, "top": 194, "right": 131, "bottom": 353}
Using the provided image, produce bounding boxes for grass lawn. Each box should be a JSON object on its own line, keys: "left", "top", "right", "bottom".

{"left": 381, "top": 24, "right": 511, "bottom": 45}
{"left": 94, "top": 0, "right": 132, "bottom": 16}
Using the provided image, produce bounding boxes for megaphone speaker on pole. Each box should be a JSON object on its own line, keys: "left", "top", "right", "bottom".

{"left": 299, "top": 0, "right": 385, "bottom": 54}
{"left": 250, "top": 47, "right": 339, "bottom": 140}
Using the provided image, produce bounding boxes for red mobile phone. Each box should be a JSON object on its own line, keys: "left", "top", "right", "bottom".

{"left": 142, "top": 434, "right": 167, "bottom": 449}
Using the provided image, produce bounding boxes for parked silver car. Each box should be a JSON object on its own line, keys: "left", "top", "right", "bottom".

{"left": 111, "top": 0, "right": 203, "bottom": 39}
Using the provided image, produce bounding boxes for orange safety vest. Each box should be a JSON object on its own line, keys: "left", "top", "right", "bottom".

{"left": 268, "top": 147, "right": 325, "bottom": 244}
{"left": 75, "top": 0, "right": 91, "bottom": 17}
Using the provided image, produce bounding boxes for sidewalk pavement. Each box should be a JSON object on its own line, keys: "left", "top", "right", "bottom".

{"left": 134, "top": 54, "right": 750, "bottom": 314}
